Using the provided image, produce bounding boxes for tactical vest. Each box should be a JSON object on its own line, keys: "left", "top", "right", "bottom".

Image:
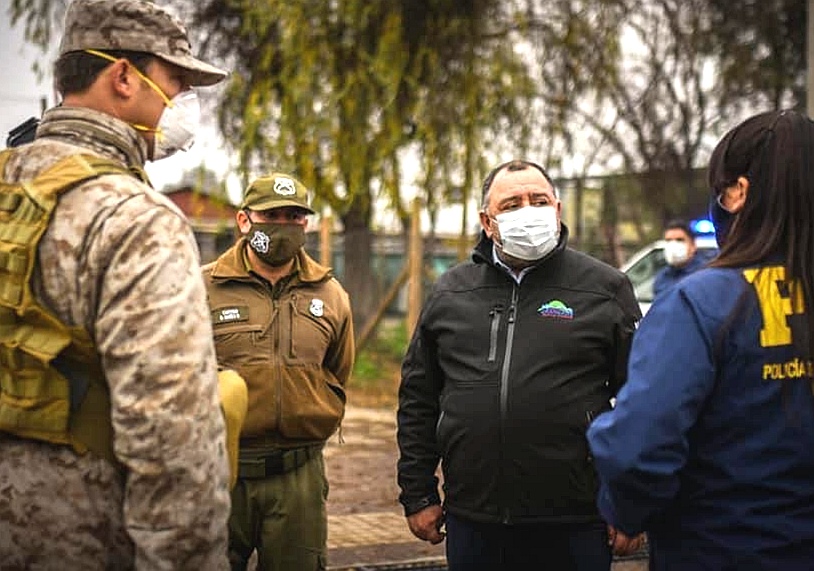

{"left": 0, "top": 150, "right": 140, "bottom": 463}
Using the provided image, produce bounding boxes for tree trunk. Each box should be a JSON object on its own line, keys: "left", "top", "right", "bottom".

{"left": 341, "top": 199, "right": 376, "bottom": 335}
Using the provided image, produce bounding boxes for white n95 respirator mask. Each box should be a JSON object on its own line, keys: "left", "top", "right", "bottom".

{"left": 151, "top": 90, "right": 201, "bottom": 161}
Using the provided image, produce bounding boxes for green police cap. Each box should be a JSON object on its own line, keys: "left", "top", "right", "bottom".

{"left": 240, "top": 173, "right": 315, "bottom": 213}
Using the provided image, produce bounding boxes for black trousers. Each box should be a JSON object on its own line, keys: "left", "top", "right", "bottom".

{"left": 445, "top": 512, "right": 612, "bottom": 571}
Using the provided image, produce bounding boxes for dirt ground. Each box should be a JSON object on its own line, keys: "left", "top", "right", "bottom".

{"left": 323, "top": 388, "right": 647, "bottom": 570}
{"left": 324, "top": 396, "right": 445, "bottom": 568}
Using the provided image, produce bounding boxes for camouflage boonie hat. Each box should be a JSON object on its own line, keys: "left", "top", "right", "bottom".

{"left": 241, "top": 173, "right": 315, "bottom": 214}
{"left": 59, "top": 0, "right": 228, "bottom": 86}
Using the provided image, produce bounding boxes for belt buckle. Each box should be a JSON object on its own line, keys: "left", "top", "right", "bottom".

{"left": 264, "top": 452, "right": 285, "bottom": 475}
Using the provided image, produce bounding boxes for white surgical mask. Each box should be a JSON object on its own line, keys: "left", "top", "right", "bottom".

{"left": 151, "top": 89, "right": 201, "bottom": 161}
{"left": 494, "top": 205, "right": 560, "bottom": 261}
{"left": 663, "top": 240, "right": 690, "bottom": 266}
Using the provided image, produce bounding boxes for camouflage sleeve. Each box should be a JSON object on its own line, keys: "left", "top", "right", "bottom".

{"left": 324, "top": 280, "right": 355, "bottom": 386}
{"left": 88, "top": 198, "right": 230, "bottom": 570}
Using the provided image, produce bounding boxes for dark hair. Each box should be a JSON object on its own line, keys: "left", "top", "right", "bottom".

{"left": 54, "top": 50, "right": 154, "bottom": 95}
{"left": 664, "top": 219, "right": 695, "bottom": 241}
{"left": 480, "top": 159, "right": 556, "bottom": 210}
{"left": 708, "top": 109, "right": 814, "bottom": 359}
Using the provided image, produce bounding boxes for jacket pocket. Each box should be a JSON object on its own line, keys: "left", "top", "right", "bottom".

{"left": 487, "top": 305, "right": 503, "bottom": 362}
{"left": 287, "top": 297, "right": 333, "bottom": 364}
{"left": 278, "top": 366, "right": 346, "bottom": 441}
{"left": 211, "top": 322, "right": 264, "bottom": 366}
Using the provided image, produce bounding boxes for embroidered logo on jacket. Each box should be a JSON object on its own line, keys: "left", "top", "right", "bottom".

{"left": 310, "top": 298, "right": 325, "bottom": 317}
{"left": 537, "top": 300, "right": 574, "bottom": 320}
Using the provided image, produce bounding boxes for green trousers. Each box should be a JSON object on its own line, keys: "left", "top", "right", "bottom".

{"left": 228, "top": 451, "right": 328, "bottom": 571}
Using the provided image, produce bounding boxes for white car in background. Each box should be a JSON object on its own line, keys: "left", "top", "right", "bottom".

{"left": 621, "top": 232, "right": 718, "bottom": 315}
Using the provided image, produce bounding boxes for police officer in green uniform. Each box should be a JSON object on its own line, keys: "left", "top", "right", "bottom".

{"left": 203, "top": 173, "right": 355, "bottom": 571}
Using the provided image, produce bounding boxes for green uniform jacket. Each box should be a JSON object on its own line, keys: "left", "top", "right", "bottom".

{"left": 203, "top": 240, "right": 355, "bottom": 449}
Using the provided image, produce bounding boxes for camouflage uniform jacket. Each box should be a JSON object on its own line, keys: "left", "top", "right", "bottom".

{"left": 203, "top": 241, "right": 355, "bottom": 449}
{"left": 0, "top": 106, "right": 230, "bottom": 570}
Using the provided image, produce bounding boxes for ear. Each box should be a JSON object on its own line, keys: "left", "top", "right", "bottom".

{"left": 236, "top": 209, "right": 252, "bottom": 234}
{"left": 722, "top": 176, "right": 749, "bottom": 213}
{"left": 479, "top": 210, "right": 493, "bottom": 237}
{"left": 109, "top": 59, "right": 138, "bottom": 99}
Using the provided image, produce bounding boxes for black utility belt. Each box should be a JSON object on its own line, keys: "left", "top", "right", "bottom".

{"left": 238, "top": 444, "right": 323, "bottom": 479}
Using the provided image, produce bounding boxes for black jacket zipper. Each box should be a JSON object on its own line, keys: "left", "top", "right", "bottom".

{"left": 499, "top": 285, "right": 518, "bottom": 524}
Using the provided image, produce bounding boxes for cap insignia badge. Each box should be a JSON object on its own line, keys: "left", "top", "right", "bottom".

{"left": 273, "top": 177, "right": 297, "bottom": 196}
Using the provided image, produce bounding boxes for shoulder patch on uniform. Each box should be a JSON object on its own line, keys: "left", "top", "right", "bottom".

{"left": 212, "top": 305, "right": 249, "bottom": 324}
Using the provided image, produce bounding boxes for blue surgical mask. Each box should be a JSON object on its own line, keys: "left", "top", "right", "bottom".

{"left": 709, "top": 195, "right": 736, "bottom": 247}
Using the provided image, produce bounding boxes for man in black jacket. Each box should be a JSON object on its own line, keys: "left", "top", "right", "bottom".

{"left": 397, "top": 159, "right": 643, "bottom": 570}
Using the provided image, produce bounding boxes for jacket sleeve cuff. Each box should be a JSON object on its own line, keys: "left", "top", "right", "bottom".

{"left": 401, "top": 492, "right": 442, "bottom": 517}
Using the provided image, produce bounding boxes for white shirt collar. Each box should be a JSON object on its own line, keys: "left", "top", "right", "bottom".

{"left": 491, "top": 244, "right": 537, "bottom": 284}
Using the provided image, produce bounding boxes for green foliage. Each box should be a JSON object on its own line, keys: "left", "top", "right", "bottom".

{"left": 11, "top": 0, "right": 812, "bottom": 279}
{"left": 704, "top": 0, "right": 805, "bottom": 110}
{"left": 350, "top": 319, "right": 409, "bottom": 388}
{"left": 190, "top": 0, "right": 552, "bottom": 325}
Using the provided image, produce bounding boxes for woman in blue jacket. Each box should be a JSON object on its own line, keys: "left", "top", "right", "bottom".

{"left": 587, "top": 109, "right": 814, "bottom": 571}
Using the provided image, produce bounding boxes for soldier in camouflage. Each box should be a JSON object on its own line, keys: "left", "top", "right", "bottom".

{"left": 0, "top": 0, "right": 231, "bottom": 569}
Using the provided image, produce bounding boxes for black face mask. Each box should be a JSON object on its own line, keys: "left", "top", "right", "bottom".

{"left": 709, "top": 196, "right": 736, "bottom": 248}
{"left": 246, "top": 222, "right": 305, "bottom": 266}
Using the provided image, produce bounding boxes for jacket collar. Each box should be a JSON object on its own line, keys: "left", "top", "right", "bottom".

{"left": 209, "top": 237, "right": 332, "bottom": 284}
{"left": 36, "top": 106, "right": 150, "bottom": 170}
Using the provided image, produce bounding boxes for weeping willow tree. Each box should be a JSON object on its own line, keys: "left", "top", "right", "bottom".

{"left": 187, "top": 0, "right": 543, "bottom": 326}
{"left": 358, "top": 5, "right": 541, "bottom": 269}
{"left": 8, "top": 0, "right": 625, "bottom": 325}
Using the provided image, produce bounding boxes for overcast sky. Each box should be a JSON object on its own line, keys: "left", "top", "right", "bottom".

{"left": 0, "top": 5, "right": 53, "bottom": 144}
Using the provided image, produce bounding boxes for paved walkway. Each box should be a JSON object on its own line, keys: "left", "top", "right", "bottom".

{"left": 327, "top": 511, "right": 446, "bottom": 569}
{"left": 323, "top": 405, "right": 645, "bottom": 571}
{"left": 328, "top": 512, "right": 416, "bottom": 550}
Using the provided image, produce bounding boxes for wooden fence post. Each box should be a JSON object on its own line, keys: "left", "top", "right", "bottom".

{"left": 319, "top": 213, "right": 332, "bottom": 267}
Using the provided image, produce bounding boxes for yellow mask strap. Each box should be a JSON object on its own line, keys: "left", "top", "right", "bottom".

{"left": 85, "top": 49, "right": 173, "bottom": 107}
{"left": 130, "top": 123, "right": 161, "bottom": 136}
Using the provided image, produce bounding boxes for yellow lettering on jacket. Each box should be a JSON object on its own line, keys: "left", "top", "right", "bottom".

{"left": 743, "top": 266, "right": 805, "bottom": 348}
{"left": 762, "top": 358, "right": 814, "bottom": 380}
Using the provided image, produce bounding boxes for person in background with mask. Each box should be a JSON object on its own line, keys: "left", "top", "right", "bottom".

{"left": 397, "top": 159, "right": 643, "bottom": 571}
{"left": 652, "top": 220, "right": 706, "bottom": 301}
{"left": 203, "top": 173, "right": 355, "bottom": 571}
{"left": 0, "top": 0, "right": 231, "bottom": 568}
{"left": 587, "top": 109, "right": 814, "bottom": 570}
